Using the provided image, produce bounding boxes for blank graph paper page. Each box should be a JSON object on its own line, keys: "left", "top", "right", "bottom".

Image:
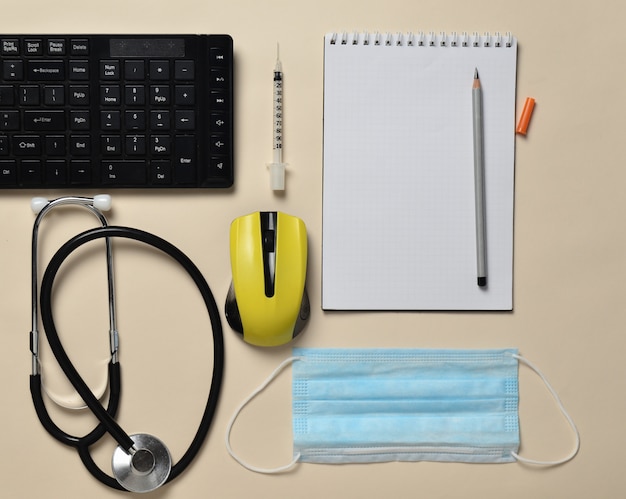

{"left": 321, "top": 32, "right": 517, "bottom": 310}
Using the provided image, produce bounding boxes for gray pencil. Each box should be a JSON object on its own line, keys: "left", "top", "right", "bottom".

{"left": 473, "top": 68, "right": 487, "bottom": 287}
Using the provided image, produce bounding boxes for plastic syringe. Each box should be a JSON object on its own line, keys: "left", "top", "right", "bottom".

{"left": 268, "top": 44, "right": 287, "bottom": 190}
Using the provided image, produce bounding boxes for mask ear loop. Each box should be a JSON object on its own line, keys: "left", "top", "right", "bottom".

{"left": 225, "top": 356, "right": 303, "bottom": 474}
{"left": 512, "top": 354, "right": 580, "bottom": 465}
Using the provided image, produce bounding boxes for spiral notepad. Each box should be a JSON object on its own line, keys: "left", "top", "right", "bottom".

{"left": 322, "top": 32, "right": 518, "bottom": 310}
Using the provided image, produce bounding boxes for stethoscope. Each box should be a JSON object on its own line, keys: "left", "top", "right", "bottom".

{"left": 29, "top": 195, "right": 224, "bottom": 493}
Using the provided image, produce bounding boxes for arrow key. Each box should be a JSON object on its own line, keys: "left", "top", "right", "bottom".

{"left": 174, "top": 110, "right": 195, "bottom": 130}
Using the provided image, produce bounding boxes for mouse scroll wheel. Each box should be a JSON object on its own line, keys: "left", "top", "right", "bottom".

{"left": 263, "top": 230, "right": 276, "bottom": 253}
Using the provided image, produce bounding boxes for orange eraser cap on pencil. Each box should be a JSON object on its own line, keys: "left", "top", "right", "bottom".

{"left": 516, "top": 97, "right": 535, "bottom": 135}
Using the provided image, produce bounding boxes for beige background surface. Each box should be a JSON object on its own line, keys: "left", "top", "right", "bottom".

{"left": 1, "top": 0, "right": 624, "bottom": 497}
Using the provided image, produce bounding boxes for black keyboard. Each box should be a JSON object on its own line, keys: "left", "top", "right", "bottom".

{"left": 0, "top": 34, "right": 233, "bottom": 189}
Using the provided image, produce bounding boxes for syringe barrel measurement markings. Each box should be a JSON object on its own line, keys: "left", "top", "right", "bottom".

{"left": 273, "top": 67, "right": 283, "bottom": 156}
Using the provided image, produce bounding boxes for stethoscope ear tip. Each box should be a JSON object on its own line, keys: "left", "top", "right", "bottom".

{"left": 93, "top": 194, "right": 112, "bottom": 211}
{"left": 31, "top": 197, "right": 49, "bottom": 214}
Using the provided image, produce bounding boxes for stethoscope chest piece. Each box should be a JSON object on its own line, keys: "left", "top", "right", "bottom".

{"left": 112, "top": 433, "right": 171, "bottom": 493}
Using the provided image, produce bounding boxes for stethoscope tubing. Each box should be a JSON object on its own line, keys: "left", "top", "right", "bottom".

{"left": 30, "top": 361, "right": 121, "bottom": 447}
{"left": 36, "top": 225, "right": 224, "bottom": 489}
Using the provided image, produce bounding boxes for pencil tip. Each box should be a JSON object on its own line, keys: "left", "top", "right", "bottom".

{"left": 474, "top": 68, "right": 479, "bottom": 79}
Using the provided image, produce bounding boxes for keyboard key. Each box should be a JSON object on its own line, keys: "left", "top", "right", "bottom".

{"left": 209, "top": 68, "right": 228, "bottom": 87}
{"left": 100, "top": 60, "right": 120, "bottom": 80}
{"left": 209, "top": 47, "right": 228, "bottom": 66}
{"left": 69, "top": 85, "right": 89, "bottom": 105}
{"left": 44, "top": 85, "right": 65, "bottom": 105}
{"left": 151, "top": 135, "right": 170, "bottom": 155}
{"left": 0, "top": 85, "right": 14, "bottom": 105}
{"left": 125, "top": 60, "right": 144, "bottom": 80}
{"left": 102, "top": 160, "right": 146, "bottom": 185}
{"left": 209, "top": 113, "right": 228, "bottom": 131}
{"left": 102, "top": 135, "right": 121, "bottom": 155}
{"left": 125, "top": 85, "right": 145, "bottom": 105}
{"left": 174, "top": 135, "right": 196, "bottom": 184}
{"left": 47, "top": 39, "right": 66, "bottom": 56}
{"left": 70, "top": 135, "right": 91, "bottom": 155}
{"left": 101, "top": 85, "right": 121, "bottom": 105}
{"left": 46, "top": 159, "right": 67, "bottom": 184}
{"left": 28, "top": 60, "right": 65, "bottom": 80}
{"left": 210, "top": 134, "right": 229, "bottom": 154}
{"left": 0, "top": 160, "right": 17, "bottom": 185}
{"left": 174, "top": 60, "right": 194, "bottom": 80}
{"left": 70, "top": 39, "right": 89, "bottom": 56}
{"left": 19, "top": 85, "right": 39, "bottom": 105}
{"left": 70, "top": 160, "right": 92, "bottom": 184}
{"left": 69, "top": 60, "right": 90, "bottom": 80}
{"left": 13, "top": 135, "right": 42, "bottom": 155}
{"left": 70, "top": 110, "right": 91, "bottom": 130}
{"left": 151, "top": 160, "right": 171, "bottom": 184}
{"left": 209, "top": 91, "right": 227, "bottom": 109}
{"left": 175, "top": 85, "right": 194, "bottom": 105}
{"left": 175, "top": 110, "right": 194, "bottom": 130}
{"left": 101, "top": 110, "right": 120, "bottom": 130}
{"left": 150, "top": 110, "right": 170, "bottom": 130}
{"left": 25, "top": 39, "right": 44, "bottom": 56}
{"left": 45, "top": 135, "right": 66, "bottom": 155}
{"left": 3, "top": 60, "right": 24, "bottom": 80}
{"left": 0, "top": 111, "right": 19, "bottom": 130}
{"left": 208, "top": 156, "right": 230, "bottom": 178}
{"left": 1, "top": 39, "right": 19, "bottom": 56}
{"left": 150, "top": 85, "right": 169, "bottom": 105}
{"left": 20, "top": 159, "right": 43, "bottom": 184}
{"left": 150, "top": 60, "right": 169, "bottom": 80}
{"left": 24, "top": 110, "right": 66, "bottom": 131}
{"left": 126, "top": 135, "right": 146, "bottom": 155}
{"left": 125, "top": 110, "right": 146, "bottom": 130}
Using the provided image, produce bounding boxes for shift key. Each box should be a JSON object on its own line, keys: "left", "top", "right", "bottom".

{"left": 24, "top": 110, "right": 65, "bottom": 131}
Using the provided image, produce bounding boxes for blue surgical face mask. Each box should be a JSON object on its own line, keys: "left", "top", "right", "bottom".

{"left": 226, "top": 348, "right": 579, "bottom": 474}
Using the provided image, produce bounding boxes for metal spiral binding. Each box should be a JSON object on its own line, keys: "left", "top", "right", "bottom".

{"left": 328, "top": 31, "right": 515, "bottom": 48}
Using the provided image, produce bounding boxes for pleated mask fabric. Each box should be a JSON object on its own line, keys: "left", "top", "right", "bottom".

{"left": 292, "top": 348, "right": 520, "bottom": 464}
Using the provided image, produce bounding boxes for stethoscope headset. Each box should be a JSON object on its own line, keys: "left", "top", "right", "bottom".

{"left": 29, "top": 195, "right": 224, "bottom": 493}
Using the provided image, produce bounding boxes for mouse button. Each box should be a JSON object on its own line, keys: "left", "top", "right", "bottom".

{"left": 275, "top": 213, "right": 307, "bottom": 252}
{"left": 230, "top": 214, "right": 263, "bottom": 267}
{"left": 274, "top": 214, "right": 307, "bottom": 284}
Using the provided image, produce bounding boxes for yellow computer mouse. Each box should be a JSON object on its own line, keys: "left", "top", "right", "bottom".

{"left": 225, "top": 211, "right": 309, "bottom": 347}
